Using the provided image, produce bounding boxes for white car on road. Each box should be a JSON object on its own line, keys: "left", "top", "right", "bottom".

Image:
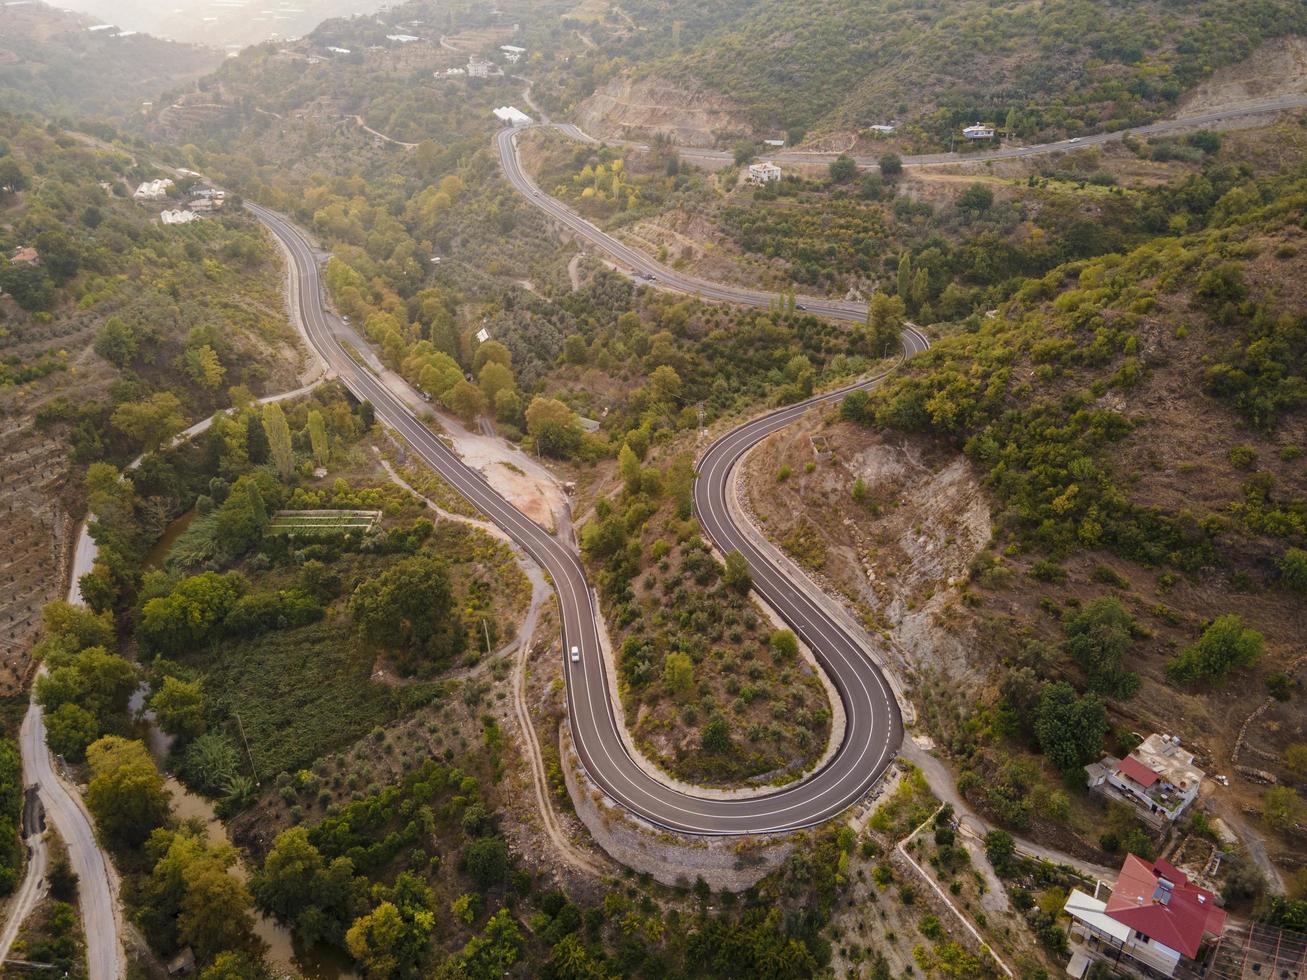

{"left": 570, "top": 645, "right": 581, "bottom": 664}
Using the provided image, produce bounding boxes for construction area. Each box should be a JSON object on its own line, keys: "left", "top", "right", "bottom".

{"left": 1202, "top": 921, "right": 1307, "bottom": 980}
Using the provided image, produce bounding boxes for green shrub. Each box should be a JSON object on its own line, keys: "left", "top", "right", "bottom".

{"left": 1167, "top": 615, "right": 1264, "bottom": 685}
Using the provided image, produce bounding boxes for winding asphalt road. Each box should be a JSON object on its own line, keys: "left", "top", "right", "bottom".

{"left": 498, "top": 126, "right": 877, "bottom": 323}
{"left": 247, "top": 194, "right": 923, "bottom": 834}
{"left": 252, "top": 84, "right": 1307, "bottom": 835}
{"left": 2, "top": 526, "right": 121, "bottom": 980}
{"left": 602, "top": 94, "right": 1307, "bottom": 170}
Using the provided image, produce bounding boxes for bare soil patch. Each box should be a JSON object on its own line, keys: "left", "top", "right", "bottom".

{"left": 1179, "top": 37, "right": 1307, "bottom": 116}
{"left": 575, "top": 75, "right": 754, "bottom": 146}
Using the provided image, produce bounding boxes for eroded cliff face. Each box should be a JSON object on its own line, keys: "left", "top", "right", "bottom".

{"left": 1177, "top": 37, "right": 1307, "bottom": 116}
{"left": 744, "top": 414, "right": 993, "bottom": 684}
{"left": 574, "top": 75, "right": 755, "bottom": 146}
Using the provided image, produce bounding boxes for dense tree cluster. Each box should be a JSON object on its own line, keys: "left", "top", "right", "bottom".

{"left": 350, "top": 553, "right": 465, "bottom": 673}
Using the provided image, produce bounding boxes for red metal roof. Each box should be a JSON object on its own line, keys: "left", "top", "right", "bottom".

{"left": 1105, "top": 855, "right": 1228, "bottom": 959}
{"left": 1116, "top": 755, "right": 1160, "bottom": 788}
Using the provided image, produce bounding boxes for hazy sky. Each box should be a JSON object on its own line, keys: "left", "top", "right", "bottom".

{"left": 53, "top": 0, "right": 391, "bottom": 49}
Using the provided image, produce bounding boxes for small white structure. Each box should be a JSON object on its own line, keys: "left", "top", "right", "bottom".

{"left": 763, "top": 138, "right": 785, "bottom": 148}
{"left": 963, "top": 122, "right": 995, "bottom": 140}
{"left": 474, "top": 327, "right": 491, "bottom": 344}
{"left": 386, "top": 34, "right": 420, "bottom": 43}
{"left": 500, "top": 44, "right": 526, "bottom": 63}
{"left": 133, "top": 179, "right": 173, "bottom": 201}
{"left": 493, "top": 106, "right": 531, "bottom": 127}
{"left": 467, "top": 57, "right": 495, "bottom": 78}
{"left": 440, "top": 67, "right": 466, "bottom": 77}
{"left": 160, "top": 209, "right": 197, "bottom": 225}
{"left": 868, "top": 123, "right": 897, "bottom": 134}
{"left": 326, "top": 46, "right": 351, "bottom": 55}
{"left": 1084, "top": 734, "right": 1205, "bottom": 825}
{"left": 746, "top": 161, "right": 782, "bottom": 184}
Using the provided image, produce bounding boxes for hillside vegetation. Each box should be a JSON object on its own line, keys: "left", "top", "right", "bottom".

{"left": 0, "top": 112, "right": 304, "bottom": 696}
{"left": 0, "top": 1, "right": 218, "bottom": 119}
{"left": 547, "top": 0, "right": 1307, "bottom": 144}
{"left": 750, "top": 140, "right": 1307, "bottom": 875}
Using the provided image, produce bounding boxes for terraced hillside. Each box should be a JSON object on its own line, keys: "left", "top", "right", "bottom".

{"left": 0, "top": 114, "right": 305, "bottom": 692}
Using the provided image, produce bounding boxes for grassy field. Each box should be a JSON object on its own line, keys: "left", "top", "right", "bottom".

{"left": 199, "top": 621, "right": 400, "bottom": 778}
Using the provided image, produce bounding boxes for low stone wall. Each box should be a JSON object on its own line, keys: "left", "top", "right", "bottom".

{"left": 559, "top": 722, "right": 795, "bottom": 891}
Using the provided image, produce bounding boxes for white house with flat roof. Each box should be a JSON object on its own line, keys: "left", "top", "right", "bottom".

{"left": 963, "top": 122, "right": 995, "bottom": 140}
{"left": 747, "top": 161, "right": 782, "bottom": 184}
{"left": 500, "top": 44, "right": 526, "bottom": 63}
{"left": 1085, "top": 733, "right": 1204, "bottom": 826}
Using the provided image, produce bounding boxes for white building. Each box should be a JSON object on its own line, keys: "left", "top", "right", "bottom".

{"left": 963, "top": 122, "right": 995, "bottom": 140}
{"left": 868, "top": 123, "right": 897, "bottom": 134}
{"left": 500, "top": 44, "right": 526, "bottom": 63}
{"left": 493, "top": 106, "right": 532, "bottom": 127}
{"left": 1084, "top": 733, "right": 1204, "bottom": 825}
{"left": 326, "top": 46, "right": 351, "bottom": 55}
{"left": 386, "top": 34, "right": 420, "bottom": 43}
{"left": 763, "top": 138, "right": 785, "bottom": 148}
{"left": 467, "top": 57, "right": 496, "bottom": 78}
{"left": 160, "top": 209, "right": 197, "bottom": 225}
{"left": 133, "top": 179, "right": 173, "bottom": 201}
{"left": 746, "top": 161, "right": 782, "bottom": 184}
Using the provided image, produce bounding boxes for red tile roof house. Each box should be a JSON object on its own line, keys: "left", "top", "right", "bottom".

{"left": 1063, "top": 855, "right": 1227, "bottom": 978}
